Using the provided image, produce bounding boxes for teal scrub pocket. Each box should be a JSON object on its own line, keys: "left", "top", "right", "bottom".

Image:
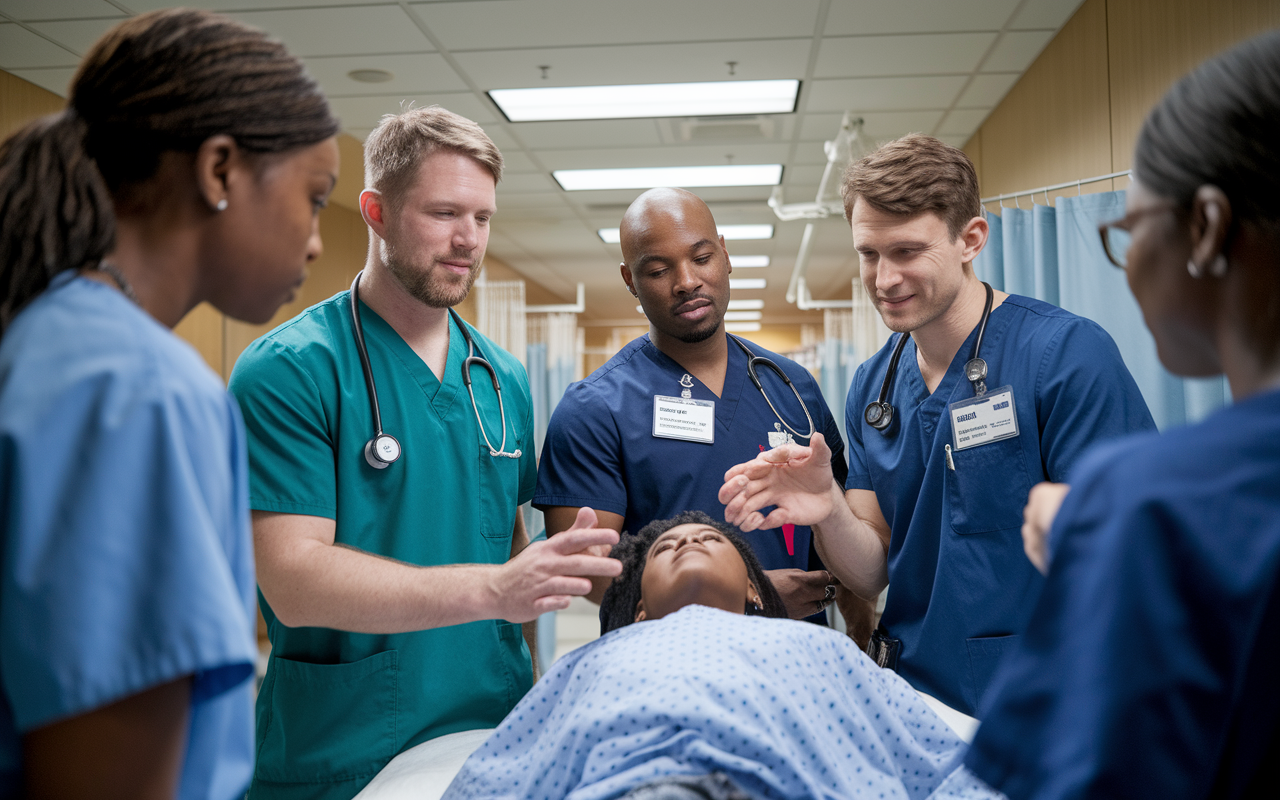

{"left": 478, "top": 444, "right": 520, "bottom": 541}
{"left": 965, "top": 634, "right": 1018, "bottom": 715}
{"left": 256, "top": 649, "right": 399, "bottom": 784}
{"left": 946, "top": 434, "right": 1033, "bottom": 534}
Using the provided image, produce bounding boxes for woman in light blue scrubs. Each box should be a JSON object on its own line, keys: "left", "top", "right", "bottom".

{"left": 966, "top": 30, "right": 1280, "bottom": 797}
{"left": 0, "top": 10, "right": 339, "bottom": 799}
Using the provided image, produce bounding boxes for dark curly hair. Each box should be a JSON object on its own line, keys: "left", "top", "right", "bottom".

{"left": 599, "top": 511, "right": 788, "bottom": 634}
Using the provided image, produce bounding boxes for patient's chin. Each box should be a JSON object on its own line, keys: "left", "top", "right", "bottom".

{"left": 642, "top": 579, "right": 746, "bottom": 621}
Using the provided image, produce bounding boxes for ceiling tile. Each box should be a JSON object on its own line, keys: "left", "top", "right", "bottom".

{"left": 538, "top": 143, "right": 792, "bottom": 171}
{"left": 936, "top": 133, "right": 972, "bottom": 149}
{"left": 328, "top": 92, "right": 496, "bottom": 133}
{"left": 454, "top": 39, "right": 811, "bottom": 91}
{"left": 125, "top": 0, "right": 394, "bottom": 9}
{"left": 1009, "top": 0, "right": 1087, "bottom": 30}
{"left": 226, "top": 6, "right": 432, "bottom": 57}
{"left": 823, "top": 0, "right": 1020, "bottom": 35}
{"left": 27, "top": 17, "right": 120, "bottom": 54}
{"left": 814, "top": 32, "right": 996, "bottom": 78}
{"left": 492, "top": 191, "right": 567, "bottom": 210}
{"left": 509, "top": 119, "right": 664, "bottom": 151}
{"left": 937, "top": 108, "right": 990, "bottom": 135}
{"left": 805, "top": 75, "right": 967, "bottom": 112}
{"left": 0, "top": 0, "right": 123, "bottom": 21}
{"left": 0, "top": 23, "right": 79, "bottom": 68}
{"left": 955, "top": 73, "right": 1019, "bottom": 107}
{"left": 798, "top": 110, "right": 944, "bottom": 140}
{"left": 304, "top": 53, "right": 467, "bottom": 96}
{"left": 498, "top": 150, "right": 538, "bottom": 174}
{"left": 5, "top": 66, "right": 76, "bottom": 96}
{"left": 497, "top": 172, "right": 559, "bottom": 194}
{"left": 411, "top": 0, "right": 822, "bottom": 50}
{"left": 981, "top": 30, "right": 1054, "bottom": 73}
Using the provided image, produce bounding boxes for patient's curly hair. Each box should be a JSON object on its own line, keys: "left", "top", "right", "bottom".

{"left": 599, "top": 511, "right": 787, "bottom": 634}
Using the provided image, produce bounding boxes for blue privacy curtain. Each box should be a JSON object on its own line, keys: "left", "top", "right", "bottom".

{"left": 973, "top": 190, "right": 1228, "bottom": 430}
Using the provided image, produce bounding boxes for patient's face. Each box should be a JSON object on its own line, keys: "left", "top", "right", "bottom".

{"left": 637, "top": 523, "right": 754, "bottom": 622}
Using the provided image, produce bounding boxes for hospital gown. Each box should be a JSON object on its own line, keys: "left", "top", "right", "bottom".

{"left": 442, "top": 606, "right": 1001, "bottom": 800}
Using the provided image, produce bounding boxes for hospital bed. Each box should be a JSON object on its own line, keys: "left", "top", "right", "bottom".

{"left": 353, "top": 690, "right": 979, "bottom": 800}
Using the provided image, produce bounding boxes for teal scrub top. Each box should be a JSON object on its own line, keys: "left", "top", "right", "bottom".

{"left": 228, "top": 291, "right": 537, "bottom": 800}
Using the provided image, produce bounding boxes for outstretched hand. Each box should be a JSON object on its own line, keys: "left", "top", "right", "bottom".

{"left": 718, "top": 432, "right": 841, "bottom": 532}
{"left": 495, "top": 507, "right": 621, "bottom": 622}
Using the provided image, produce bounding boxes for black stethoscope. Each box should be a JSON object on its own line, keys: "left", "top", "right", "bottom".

{"left": 864, "top": 281, "right": 994, "bottom": 433}
{"left": 730, "top": 334, "right": 815, "bottom": 441}
{"left": 350, "top": 271, "right": 522, "bottom": 470}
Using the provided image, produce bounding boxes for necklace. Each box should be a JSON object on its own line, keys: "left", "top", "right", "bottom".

{"left": 97, "top": 260, "right": 139, "bottom": 304}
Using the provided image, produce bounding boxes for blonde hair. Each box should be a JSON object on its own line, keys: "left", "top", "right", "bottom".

{"left": 363, "top": 105, "right": 502, "bottom": 209}
{"left": 839, "top": 133, "right": 980, "bottom": 239}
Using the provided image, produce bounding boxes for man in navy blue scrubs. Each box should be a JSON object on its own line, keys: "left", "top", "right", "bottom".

{"left": 535, "top": 188, "right": 867, "bottom": 631}
{"left": 720, "top": 134, "right": 1155, "bottom": 716}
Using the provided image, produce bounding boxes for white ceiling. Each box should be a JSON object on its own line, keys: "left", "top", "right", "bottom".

{"left": 0, "top": 0, "right": 1085, "bottom": 325}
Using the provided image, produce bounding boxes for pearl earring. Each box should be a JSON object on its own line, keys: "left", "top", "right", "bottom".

{"left": 215, "top": 199, "right": 228, "bottom": 212}
{"left": 1187, "top": 259, "right": 1203, "bottom": 278}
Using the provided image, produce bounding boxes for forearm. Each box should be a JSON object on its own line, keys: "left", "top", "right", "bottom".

{"left": 262, "top": 539, "right": 503, "bottom": 633}
{"left": 812, "top": 486, "right": 889, "bottom": 599}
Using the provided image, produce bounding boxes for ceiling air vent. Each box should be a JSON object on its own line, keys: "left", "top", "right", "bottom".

{"left": 658, "top": 115, "right": 776, "bottom": 143}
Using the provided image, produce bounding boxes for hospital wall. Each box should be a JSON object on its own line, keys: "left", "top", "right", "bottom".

{"left": 962, "top": 0, "right": 1280, "bottom": 202}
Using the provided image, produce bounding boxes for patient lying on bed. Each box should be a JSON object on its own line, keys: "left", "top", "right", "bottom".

{"left": 442, "top": 512, "right": 1000, "bottom": 800}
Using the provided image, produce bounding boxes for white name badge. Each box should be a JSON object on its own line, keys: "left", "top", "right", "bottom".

{"left": 653, "top": 395, "right": 716, "bottom": 444}
{"left": 949, "top": 386, "right": 1019, "bottom": 451}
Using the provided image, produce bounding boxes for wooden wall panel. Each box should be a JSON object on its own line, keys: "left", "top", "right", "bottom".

{"left": 1107, "top": 0, "right": 1280, "bottom": 170}
{"left": 173, "top": 303, "right": 225, "bottom": 377}
{"left": 0, "top": 70, "right": 63, "bottom": 142}
{"left": 974, "top": 0, "right": 1113, "bottom": 199}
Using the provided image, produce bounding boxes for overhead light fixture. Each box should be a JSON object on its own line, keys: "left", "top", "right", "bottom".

{"left": 489, "top": 79, "right": 800, "bottom": 122}
{"left": 557, "top": 164, "right": 782, "bottom": 192}
{"left": 728, "top": 299, "right": 764, "bottom": 311}
{"left": 729, "top": 278, "right": 766, "bottom": 290}
{"left": 730, "top": 255, "right": 770, "bottom": 268}
{"left": 724, "top": 311, "right": 762, "bottom": 321}
{"left": 600, "top": 224, "right": 774, "bottom": 244}
{"left": 725, "top": 322, "right": 762, "bottom": 332}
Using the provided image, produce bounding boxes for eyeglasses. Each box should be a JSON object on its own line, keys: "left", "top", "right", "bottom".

{"left": 1097, "top": 202, "right": 1177, "bottom": 269}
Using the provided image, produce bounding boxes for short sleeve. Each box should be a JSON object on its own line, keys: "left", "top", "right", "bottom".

{"left": 228, "top": 337, "right": 337, "bottom": 519}
{"left": 532, "top": 384, "right": 628, "bottom": 518}
{"left": 843, "top": 362, "right": 874, "bottom": 492}
{"left": 1, "top": 359, "right": 256, "bottom": 732}
{"left": 1034, "top": 318, "right": 1155, "bottom": 482}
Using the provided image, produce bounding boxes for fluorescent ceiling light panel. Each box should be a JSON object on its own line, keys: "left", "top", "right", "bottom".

{"left": 729, "top": 278, "right": 767, "bottom": 290}
{"left": 725, "top": 322, "right": 762, "bottom": 332}
{"left": 490, "top": 79, "right": 800, "bottom": 122}
{"left": 730, "top": 255, "right": 770, "bottom": 268}
{"left": 601, "top": 224, "right": 774, "bottom": 243}
{"left": 727, "top": 299, "right": 765, "bottom": 311}
{"left": 556, "top": 164, "right": 782, "bottom": 192}
{"left": 724, "top": 311, "right": 762, "bottom": 321}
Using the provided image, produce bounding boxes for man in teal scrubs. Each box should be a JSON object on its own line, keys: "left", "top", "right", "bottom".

{"left": 229, "top": 106, "right": 621, "bottom": 800}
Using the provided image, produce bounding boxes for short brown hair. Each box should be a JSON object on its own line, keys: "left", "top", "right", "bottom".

{"left": 839, "top": 133, "right": 980, "bottom": 239}
{"left": 364, "top": 105, "right": 502, "bottom": 208}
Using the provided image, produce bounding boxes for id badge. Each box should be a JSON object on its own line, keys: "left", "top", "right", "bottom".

{"left": 948, "top": 385, "right": 1018, "bottom": 451}
{"left": 653, "top": 395, "right": 715, "bottom": 444}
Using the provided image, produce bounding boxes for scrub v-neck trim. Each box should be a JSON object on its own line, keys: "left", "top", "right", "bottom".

{"left": 353, "top": 295, "right": 465, "bottom": 420}
{"left": 640, "top": 333, "right": 749, "bottom": 434}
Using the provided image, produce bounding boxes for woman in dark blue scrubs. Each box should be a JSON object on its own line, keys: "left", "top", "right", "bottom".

{"left": 965, "top": 30, "right": 1280, "bottom": 798}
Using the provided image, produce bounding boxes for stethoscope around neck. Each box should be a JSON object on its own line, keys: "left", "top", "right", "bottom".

{"left": 349, "top": 270, "right": 521, "bottom": 469}
{"left": 864, "top": 281, "right": 994, "bottom": 433}
{"left": 730, "top": 334, "right": 815, "bottom": 441}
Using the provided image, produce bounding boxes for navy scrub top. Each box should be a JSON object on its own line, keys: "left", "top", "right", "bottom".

{"left": 844, "top": 294, "right": 1154, "bottom": 715}
{"left": 966, "top": 387, "right": 1280, "bottom": 799}
{"left": 535, "top": 332, "right": 847, "bottom": 575}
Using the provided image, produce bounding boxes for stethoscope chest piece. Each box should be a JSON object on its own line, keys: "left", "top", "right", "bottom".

{"left": 864, "top": 400, "right": 894, "bottom": 431}
{"left": 364, "top": 433, "right": 401, "bottom": 469}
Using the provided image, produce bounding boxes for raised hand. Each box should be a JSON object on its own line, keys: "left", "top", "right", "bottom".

{"left": 494, "top": 507, "right": 622, "bottom": 622}
{"left": 719, "top": 432, "right": 841, "bottom": 532}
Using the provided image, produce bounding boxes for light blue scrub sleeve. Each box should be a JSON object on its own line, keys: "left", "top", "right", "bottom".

{"left": 1031, "top": 318, "right": 1155, "bottom": 482}
{"left": 229, "top": 338, "right": 338, "bottom": 519}
{"left": 1, "top": 354, "right": 256, "bottom": 733}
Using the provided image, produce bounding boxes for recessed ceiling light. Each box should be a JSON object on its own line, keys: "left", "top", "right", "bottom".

{"left": 725, "top": 322, "right": 762, "bottom": 332}
{"left": 348, "top": 69, "right": 394, "bottom": 83}
{"left": 600, "top": 224, "right": 774, "bottom": 244}
{"left": 557, "top": 164, "right": 782, "bottom": 192}
{"left": 730, "top": 255, "right": 770, "bottom": 268}
{"left": 489, "top": 79, "right": 800, "bottom": 122}
{"left": 727, "top": 299, "right": 765, "bottom": 310}
{"left": 729, "top": 278, "right": 766, "bottom": 290}
{"left": 724, "top": 311, "right": 762, "bottom": 321}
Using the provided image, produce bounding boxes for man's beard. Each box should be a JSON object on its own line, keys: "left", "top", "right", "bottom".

{"left": 385, "top": 247, "right": 480, "bottom": 309}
